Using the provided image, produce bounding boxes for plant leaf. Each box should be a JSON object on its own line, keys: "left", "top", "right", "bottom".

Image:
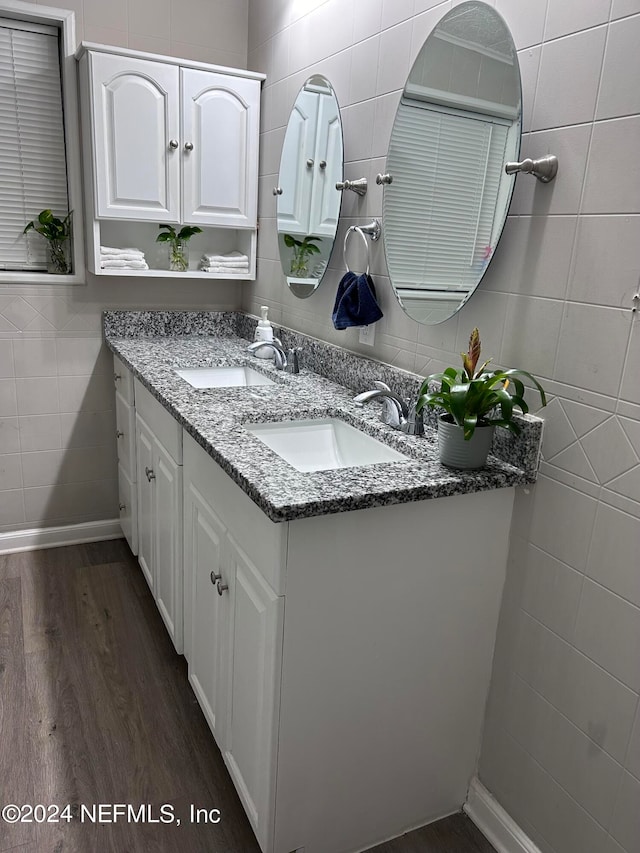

{"left": 462, "top": 327, "right": 481, "bottom": 379}
{"left": 177, "top": 225, "right": 203, "bottom": 240}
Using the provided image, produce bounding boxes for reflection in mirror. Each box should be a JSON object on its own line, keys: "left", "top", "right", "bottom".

{"left": 276, "top": 75, "right": 343, "bottom": 298}
{"left": 383, "top": 1, "right": 521, "bottom": 324}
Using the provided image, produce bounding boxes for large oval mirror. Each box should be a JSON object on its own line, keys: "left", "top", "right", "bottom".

{"left": 276, "top": 75, "right": 343, "bottom": 298}
{"left": 383, "top": 1, "right": 521, "bottom": 324}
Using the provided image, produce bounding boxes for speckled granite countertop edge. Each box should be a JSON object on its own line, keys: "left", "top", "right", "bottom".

{"left": 104, "top": 312, "right": 542, "bottom": 523}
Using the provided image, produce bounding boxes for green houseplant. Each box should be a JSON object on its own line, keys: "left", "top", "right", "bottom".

{"left": 23, "top": 209, "right": 72, "bottom": 275}
{"left": 416, "top": 328, "right": 547, "bottom": 469}
{"left": 156, "top": 224, "right": 203, "bottom": 272}
{"left": 283, "top": 234, "right": 321, "bottom": 278}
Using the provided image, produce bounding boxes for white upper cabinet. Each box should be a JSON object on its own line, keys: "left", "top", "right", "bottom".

{"left": 182, "top": 69, "right": 259, "bottom": 227}
{"left": 90, "top": 52, "right": 181, "bottom": 222}
{"left": 78, "top": 44, "right": 264, "bottom": 270}
{"left": 277, "top": 89, "right": 318, "bottom": 235}
{"left": 276, "top": 86, "right": 341, "bottom": 238}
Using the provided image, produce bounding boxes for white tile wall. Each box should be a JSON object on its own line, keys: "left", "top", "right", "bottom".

{"left": 0, "top": 0, "right": 248, "bottom": 533}
{"left": 246, "top": 1, "right": 640, "bottom": 850}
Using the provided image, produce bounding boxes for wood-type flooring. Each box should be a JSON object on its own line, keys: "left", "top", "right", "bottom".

{"left": 0, "top": 539, "right": 496, "bottom": 853}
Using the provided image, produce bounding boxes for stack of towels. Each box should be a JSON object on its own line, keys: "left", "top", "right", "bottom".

{"left": 200, "top": 251, "right": 249, "bottom": 275}
{"left": 100, "top": 246, "right": 149, "bottom": 270}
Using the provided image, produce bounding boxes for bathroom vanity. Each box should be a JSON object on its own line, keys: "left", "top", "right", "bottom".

{"left": 106, "top": 311, "right": 541, "bottom": 853}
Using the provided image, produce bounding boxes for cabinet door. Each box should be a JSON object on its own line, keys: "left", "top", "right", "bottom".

{"left": 276, "top": 88, "right": 318, "bottom": 236}
{"left": 222, "top": 534, "right": 284, "bottom": 850}
{"left": 154, "top": 440, "right": 183, "bottom": 653}
{"left": 135, "top": 414, "right": 155, "bottom": 593}
{"left": 184, "top": 480, "right": 228, "bottom": 745}
{"left": 308, "top": 90, "right": 342, "bottom": 237}
{"left": 115, "top": 390, "right": 136, "bottom": 481}
{"left": 181, "top": 69, "right": 259, "bottom": 227}
{"left": 117, "top": 463, "right": 138, "bottom": 556}
{"left": 90, "top": 52, "right": 180, "bottom": 222}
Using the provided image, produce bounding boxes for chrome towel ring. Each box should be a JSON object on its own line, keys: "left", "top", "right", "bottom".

{"left": 342, "top": 219, "right": 381, "bottom": 274}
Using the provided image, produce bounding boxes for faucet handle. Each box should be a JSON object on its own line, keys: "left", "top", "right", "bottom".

{"left": 285, "top": 348, "right": 299, "bottom": 374}
{"left": 402, "top": 402, "right": 424, "bottom": 436}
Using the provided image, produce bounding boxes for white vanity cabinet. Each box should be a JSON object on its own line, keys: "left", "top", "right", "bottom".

{"left": 183, "top": 432, "right": 515, "bottom": 853}
{"left": 184, "top": 434, "right": 284, "bottom": 851}
{"left": 133, "top": 379, "right": 184, "bottom": 654}
{"left": 77, "top": 44, "right": 263, "bottom": 277}
{"left": 113, "top": 356, "right": 137, "bottom": 555}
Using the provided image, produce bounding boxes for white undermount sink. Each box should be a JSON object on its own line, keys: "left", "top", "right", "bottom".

{"left": 175, "top": 365, "right": 276, "bottom": 388}
{"left": 246, "top": 417, "right": 409, "bottom": 472}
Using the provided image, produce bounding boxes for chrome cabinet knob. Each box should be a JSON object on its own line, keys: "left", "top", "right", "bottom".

{"left": 169, "top": 139, "right": 179, "bottom": 149}
{"left": 217, "top": 580, "right": 228, "bottom": 596}
{"left": 319, "top": 160, "right": 327, "bottom": 169}
{"left": 306, "top": 158, "right": 314, "bottom": 167}
{"left": 113, "top": 372, "right": 121, "bottom": 382}
{"left": 376, "top": 173, "right": 393, "bottom": 185}
{"left": 210, "top": 570, "right": 222, "bottom": 585}
{"left": 273, "top": 187, "right": 283, "bottom": 195}
{"left": 145, "top": 467, "right": 155, "bottom": 482}
{"left": 184, "top": 141, "right": 194, "bottom": 151}
{"left": 118, "top": 502, "right": 126, "bottom": 511}
{"left": 116, "top": 429, "right": 124, "bottom": 438}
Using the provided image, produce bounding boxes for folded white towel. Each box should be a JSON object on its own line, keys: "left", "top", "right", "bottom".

{"left": 101, "top": 260, "right": 149, "bottom": 270}
{"left": 201, "top": 265, "right": 249, "bottom": 274}
{"left": 200, "top": 262, "right": 249, "bottom": 271}
{"left": 201, "top": 251, "right": 249, "bottom": 264}
{"left": 100, "top": 253, "right": 147, "bottom": 262}
{"left": 100, "top": 246, "right": 145, "bottom": 258}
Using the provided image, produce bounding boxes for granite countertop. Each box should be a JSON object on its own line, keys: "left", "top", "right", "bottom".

{"left": 104, "top": 312, "right": 542, "bottom": 523}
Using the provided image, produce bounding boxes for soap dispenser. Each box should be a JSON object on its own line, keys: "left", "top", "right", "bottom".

{"left": 253, "top": 305, "right": 274, "bottom": 359}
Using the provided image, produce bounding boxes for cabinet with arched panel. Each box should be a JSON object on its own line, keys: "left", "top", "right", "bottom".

{"left": 77, "top": 44, "right": 263, "bottom": 278}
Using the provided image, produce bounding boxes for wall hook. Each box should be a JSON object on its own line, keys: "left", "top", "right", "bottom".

{"left": 336, "top": 178, "right": 368, "bottom": 196}
{"left": 505, "top": 155, "right": 558, "bottom": 183}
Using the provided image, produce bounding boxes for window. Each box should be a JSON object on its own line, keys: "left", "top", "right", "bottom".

{"left": 0, "top": 1, "right": 84, "bottom": 282}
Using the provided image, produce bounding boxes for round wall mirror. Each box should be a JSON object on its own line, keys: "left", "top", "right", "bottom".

{"left": 276, "top": 75, "right": 343, "bottom": 298}
{"left": 383, "top": 1, "right": 521, "bottom": 324}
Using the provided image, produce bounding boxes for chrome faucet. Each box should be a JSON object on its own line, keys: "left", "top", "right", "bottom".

{"left": 247, "top": 339, "right": 300, "bottom": 373}
{"left": 354, "top": 381, "right": 424, "bottom": 436}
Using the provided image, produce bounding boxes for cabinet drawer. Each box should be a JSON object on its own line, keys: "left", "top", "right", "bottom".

{"left": 118, "top": 463, "right": 138, "bottom": 555}
{"left": 115, "top": 391, "right": 136, "bottom": 480}
{"left": 134, "top": 378, "right": 182, "bottom": 463}
{"left": 113, "top": 355, "right": 134, "bottom": 404}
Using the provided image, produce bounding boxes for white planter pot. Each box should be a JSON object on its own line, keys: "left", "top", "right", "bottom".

{"left": 438, "top": 416, "right": 495, "bottom": 470}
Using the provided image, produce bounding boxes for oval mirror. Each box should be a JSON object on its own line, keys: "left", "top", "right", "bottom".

{"left": 276, "top": 75, "right": 343, "bottom": 298}
{"left": 383, "top": 1, "right": 521, "bottom": 324}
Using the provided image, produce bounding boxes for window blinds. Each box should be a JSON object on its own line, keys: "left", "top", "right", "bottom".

{"left": 0, "top": 19, "right": 69, "bottom": 270}
{"left": 384, "top": 102, "right": 508, "bottom": 296}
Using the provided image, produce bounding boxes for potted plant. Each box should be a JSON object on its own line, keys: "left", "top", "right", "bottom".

{"left": 156, "top": 224, "right": 203, "bottom": 271}
{"left": 283, "top": 234, "right": 322, "bottom": 278}
{"left": 23, "top": 209, "right": 72, "bottom": 275}
{"left": 416, "top": 328, "right": 547, "bottom": 470}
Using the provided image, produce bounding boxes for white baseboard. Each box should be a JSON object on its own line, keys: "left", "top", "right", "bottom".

{"left": 0, "top": 519, "right": 122, "bottom": 555}
{"left": 464, "top": 778, "right": 542, "bottom": 853}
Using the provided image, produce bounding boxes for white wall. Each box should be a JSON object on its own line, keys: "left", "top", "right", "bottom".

{"left": 245, "top": 2, "right": 640, "bottom": 852}
{"left": 0, "top": 0, "right": 248, "bottom": 534}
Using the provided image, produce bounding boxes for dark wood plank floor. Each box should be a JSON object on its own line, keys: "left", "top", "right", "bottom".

{"left": 0, "top": 539, "right": 496, "bottom": 853}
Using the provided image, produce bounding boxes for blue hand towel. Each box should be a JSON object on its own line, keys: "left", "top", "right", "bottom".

{"left": 332, "top": 272, "right": 383, "bottom": 330}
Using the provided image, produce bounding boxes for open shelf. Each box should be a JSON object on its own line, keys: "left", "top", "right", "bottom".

{"left": 87, "top": 219, "right": 256, "bottom": 279}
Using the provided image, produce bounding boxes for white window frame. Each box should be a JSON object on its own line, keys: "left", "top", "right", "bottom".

{"left": 0, "top": 0, "right": 85, "bottom": 284}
